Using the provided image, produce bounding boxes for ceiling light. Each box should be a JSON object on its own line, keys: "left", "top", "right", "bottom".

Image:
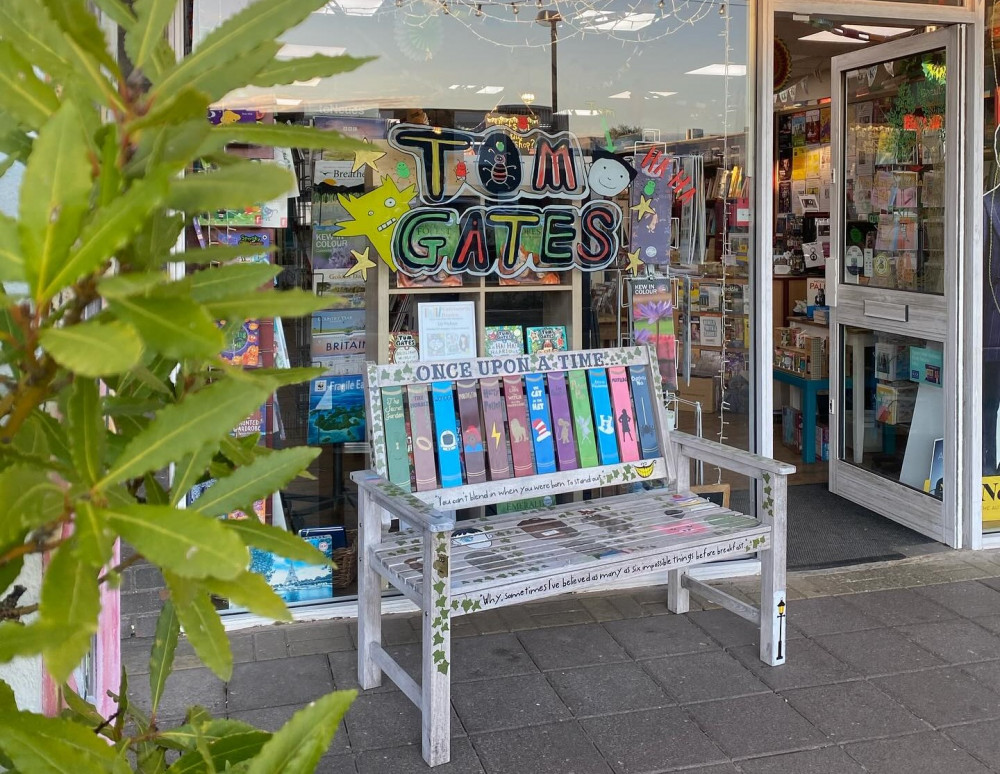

{"left": 293, "top": 78, "right": 322, "bottom": 87}
{"left": 277, "top": 44, "right": 347, "bottom": 59}
{"left": 843, "top": 24, "right": 913, "bottom": 37}
{"left": 798, "top": 31, "right": 867, "bottom": 44}
{"left": 609, "top": 90, "right": 631, "bottom": 99}
{"left": 649, "top": 91, "right": 677, "bottom": 98}
{"left": 334, "top": 0, "right": 384, "bottom": 15}
{"left": 685, "top": 64, "right": 747, "bottom": 76}
{"left": 276, "top": 98, "right": 303, "bottom": 106}
{"left": 477, "top": 86, "right": 504, "bottom": 94}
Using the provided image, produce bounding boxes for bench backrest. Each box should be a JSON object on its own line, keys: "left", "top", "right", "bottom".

{"left": 364, "top": 346, "right": 677, "bottom": 511}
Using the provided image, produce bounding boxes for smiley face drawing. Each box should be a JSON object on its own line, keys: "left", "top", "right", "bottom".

{"left": 587, "top": 149, "right": 637, "bottom": 198}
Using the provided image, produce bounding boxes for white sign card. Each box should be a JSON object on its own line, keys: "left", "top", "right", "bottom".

{"left": 418, "top": 301, "right": 478, "bottom": 360}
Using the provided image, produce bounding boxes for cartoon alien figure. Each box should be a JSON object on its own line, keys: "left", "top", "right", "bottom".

{"left": 335, "top": 175, "right": 415, "bottom": 271}
{"left": 587, "top": 149, "right": 638, "bottom": 198}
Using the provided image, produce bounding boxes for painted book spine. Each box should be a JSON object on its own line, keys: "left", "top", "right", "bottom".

{"left": 431, "top": 382, "right": 463, "bottom": 487}
{"left": 587, "top": 369, "right": 620, "bottom": 465}
{"left": 567, "top": 370, "right": 599, "bottom": 468}
{"left": 608, "top": 366, "right": 640, "bottom": 462}
{"left": 407, "top": 384, "right": 438, "bottom": 491}
{"left": 456, "top": 379, "right": 487, "bottom": 484}
{"left": 546, "top": 372, "right": 578, "bottom": 470}
{"left": 524, "top": 373, "right": 557, "bottom": 474}
{"left": 628, "top": 365, "right": 661, "bottom": 459}
{"left": 502, "top": 375, "right": 535, "bottom": 477}
{"left": 480, "top": 377, "right": 511, "bottom": 479}
{"left": 382, "top": 385, "right": 411, "bottom": 490}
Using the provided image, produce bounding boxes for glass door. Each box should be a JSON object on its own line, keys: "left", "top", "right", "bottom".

{"left": 828, "top": 27, "right": 960, "bottom": 545}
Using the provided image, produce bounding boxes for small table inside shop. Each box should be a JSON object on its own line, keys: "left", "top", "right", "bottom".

{"left": 773, "top": 369, "right": 829, "bottom": 464}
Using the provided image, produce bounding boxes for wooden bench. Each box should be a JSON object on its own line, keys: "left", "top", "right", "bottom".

{"left": 351, "top": 346, "right": 794, "bottom": 766}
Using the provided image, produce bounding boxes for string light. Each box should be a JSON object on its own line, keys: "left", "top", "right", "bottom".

{"left": 442, "top": 1, "right": 450, "bottom": 13}
{"left": 511, "top": 2, "right": 518, "bottom": 14}
{"left": 475, "top": 2, "right": 483, "bottom": 14}
{"left": 718, "top": 2, "right": 725, "bottom": 14}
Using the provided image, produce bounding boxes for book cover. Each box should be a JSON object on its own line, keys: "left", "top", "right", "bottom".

{"left": 307, "top": 375, "right": 365, "bottom": 445}
{"left": 407, "top": 384, "right": 438, "bottom": 491}
{"left": 310, "top": 331, "right": 366, "bottom": 358}
{"left": 221, "top": 320, "right": 261, "bottom": 367}
{"left": 546, "top": 372, "right": 578, "bottom": 471}
{"left": 388, "top": 331, "right": 419, "bottom": 365}
{"left": 524, "top": 373, "right": 557, "bottom": 474}
{"left": 248, "top": 531, "right": 334, "bottom": 604}
{"left": 210, "top": 227, "right": 274, "bottom": 265}
{"left": 587, "top": 369, "right": 620, "bottom": 465}
{"left": 189, "top": 476, "right": 265, "bottom": 523}
{"left": 456, "top": 379, "right": 487, "bottom": 484}
{"left": 418, "top": 301, "right": 477, "bottom": 360}
{"left": 503, "top": 375, "right": 535, "bottom": 478}
{"left": 431, "top": 382, "right": 463, "bottom": 487}
{"left": 382, "top": 385, "right": 411, "bottom": 490}
{"left": 608, "top": 367, "right": 640, "bottom": 462}
{"left": 567, "top": 370, "right": 599, "bottom": 468}
{"left": 924, "top": 437, "right": 944, "bottom": 498}
{"left": 312, "top": 309, "right": 366, "bottom": 335}
{"left": 630, "top": 278, "right": 677, "bottom": 391}
{"left": 484, "top": 325, "right": 525, "bottom": 356}
{"left": 699, "top": 315, "right": 723, "bottom": 348}
{"left": 525, "top": 325, "right": 567, "bottom": 354}
{"left": 628, "top": 365, "right": 660, "bottom": 459}
{"left": 480, "top": 377, "right": 512, "bottom": 479}
{"left": 311, "top": 354, "right": 366, "bottom": 376}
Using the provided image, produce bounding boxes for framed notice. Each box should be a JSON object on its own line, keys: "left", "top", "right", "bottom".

{"left": 417, "top": 301, "right": 477, "bottom": 360}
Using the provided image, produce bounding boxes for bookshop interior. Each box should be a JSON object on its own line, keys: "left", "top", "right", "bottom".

{"left": 190, "top": 0, "right": 998, "bottom": 617}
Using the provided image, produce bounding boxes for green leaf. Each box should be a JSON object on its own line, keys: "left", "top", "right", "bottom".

{"left": 18, "top": 100, "right": 92, "bottom": 304}
{"left": 72, "top": 500, "right": 115, "bottom": 568}
{"left": 0, "top": 709, "right": 118, "bottom": 773}
{"left": 246, "top": 690, "right": 355, "bottom": 774}
{"left": 166, "top": 162, "right": 294, "bottom": 214}
{"left": 100, "top": 377, "right": 273, "bottom": 487}
{"left": 40, "top": 320, "right": 145, "bottom": 377}
{"left": 223, "top": 519, "right": 331, "bottom": 565}
{"left": 169, "top": 447, "right": 218, "bottom": 508}
{"left": 126, "top": 0, "right": 178, "bottom": 70}
{"left": 88, "top": 0, "right": 136, "bottom": 30}
{"left": 0, "top": 621, "right": 75, "bottom": 663}
{"left": 129, "top": 87, "right": 211, "bottom": 133}
{"left": 179, "top": 243, "right": 278, "bottom": 267}
{"left": 188, "top": 263, "right": 281, "bottom": 303}
{"left": 67, "top": 378, "right": 105, "bottom": 486}
{"left": 248, "top": 53, "right": 373, "bottom": 88}
{"left": 39, "top": 544, "right": 101, "bottom": 682}
{"left": 0, "top": 41, "right": 61, "bottom": 128}
{"left": 101, "top": 504, "right": 248, "bottom": 580}
{"left": 189, "top": 447, "right": 319, "bottom": 518}
{"left": 205, "top": 289, "right": 334, "bottom": 322}
{"left": 44, "top": 0, "right": 119, "bottom": 71}
{"left": 151, "top": 0, "right": 327, "bottom": 99}
{"left": 109, "top": 293, "right": 223, "bottom": 360}
{"left": 149, "top": 598, "right": 179, "bottom": 717}
{"left": 207, "top": 572, "right": 292, "bottom": 622}
{"left": 211, "top": 119, "right": 371, "bottom": 152}
{"left": 170, "top": 731, "right": 271, "bottom": 774}
{"left": 165, "top": 573, "right": 232, "bottom": 681}
{"left": 126, "top": 119, "right": 212, "bottom": 179}
{"left": 0, "top": 212, "right": 25, "bottom": 282}
{"left": 38, "top": 171, "right": 171, "bottom": 302}
{"left": 59, "top": 685, "right": 106, "bottom": 730}
{"left": 99, "top": 272, "right": 172, "bottom": 299}
{"left": 0, "top": 465, "right": 66, "bottom": 547}
{"left": 158, "top": 718, "right": 259, "bottom": 750}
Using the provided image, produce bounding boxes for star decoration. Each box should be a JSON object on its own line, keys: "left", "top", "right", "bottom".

{"left": 626, "top": 249, "right": 643, "bottom": 276}
{"left": 630, "top": 195, "right": 654, "bottom": 220}
{"left": 345, "top": 246, "right": 376, "bottom": 281}
{"left": 352, "top": 140, "right": 386, "bottom": 174}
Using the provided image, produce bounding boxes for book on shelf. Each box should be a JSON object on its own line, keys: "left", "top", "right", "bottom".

{"left": 567, "top": 370, "right": 599, "bottom": 468}
{"left": 221, "top": 320, "right": 261, "bottom": 367}
{"left": 524, "top": 373, "right": 557, "bottom": 475}
{"left": 502, "top": 376, "right": 535, "bottom": 478}
{"left": 480, "top": 377, "right": 512, "bottom": 479}
{"left": 431, "top": 382, "right": 463, "bottom": 488}
{"left": 700, "top": 315, "right": 723, "bottom": 347}
{"left": 307, "top": 374, "right": 365, "bottom": 445}
{"left": 608, "top": 366, "right": 640, "bottom": 462}
{"left": 546, "top": 371, "right": 578, "bottom": 471}
{"left": 382, "top": 384, "right": 412, "bottom": 490}
{"left": 407, "top": 384, "right": 438, "bottom": 491}
{"left": 526, "top": 325, "right": 567, "bottom": 354}
{"left": 628, "top": 365, "right": 660, "bottom": 459}
{"left": 456, "top": 379, "right": 487, "bottom": 484}
{"left": 587, "top": 369, "right": 620, "bottom": 465}
{"left": 484, "top": 325, "right": 525, "bottom": 356}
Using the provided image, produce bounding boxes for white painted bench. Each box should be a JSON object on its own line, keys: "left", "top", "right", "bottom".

{"left": 352, "top": 346, "right": 793, "bottom": 766}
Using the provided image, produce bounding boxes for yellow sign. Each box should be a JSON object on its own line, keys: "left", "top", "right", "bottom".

{"left": 983, "top": 476, "right": 1000, "bottom": 530}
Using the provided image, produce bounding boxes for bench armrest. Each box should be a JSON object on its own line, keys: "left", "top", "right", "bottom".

{"left": 351, "top": 471, "right": 457, "bottom": 533}
{"left": 671, "top": 431, "right": 796, "bottom": 479}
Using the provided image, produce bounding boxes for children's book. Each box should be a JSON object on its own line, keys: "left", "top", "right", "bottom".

{"left": 431, "top": 382, "right": 463, "bottom": 488}
{"left": 407, "top": 384, "right": 438, "bottom": 491}
{"left": 546, "top": 372, "right": 578, "bottom": 471}
{"left": 480, "top": 378, "right": 511, "bottom": 479}
{"left": 628, "top": 365, "right": 660, "bottom": 459}
{"left": 567, "top": 370, "right": 599, "bottom": 468}
{"left": 608, "top": 367, "right": 640, "bottom": 462}
{"left": 587, "top": 369, "right": 620, "bottom": 465}
{"left": 503, "top": 376, "right": 535, "bottom": 477}
{"left": 382, "top": 385, "right": 411, "bottom": 490}
{"left": 456, "top": 379, "right": 487, "bottom": 484}
{"left": 310, "top": 332, "right": 366, "bottom": 358}
{"left": 524, "top": 373, "right": 557, "bottom": 475}
{"left": 221, "top": 320, "right": 261, "bottom": 367}
{"left": 388, "top": 331, "right": 419, "bottom": 365}
{"left": 307, "top": 375, "right": 365, "bottom": 445}
{"left": 484, "top": 326, "right": 525, "bottom": 356}
{"left": 248, "top": 528, "right": 335, "bottom": 604}
{"left": 525, "top": 325, "right": 567, "bottom": 354}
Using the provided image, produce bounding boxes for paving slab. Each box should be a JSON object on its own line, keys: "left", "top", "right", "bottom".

{"left": 344, "top": 690, "right": 464, "bottom": 752}
{"left": 781, "top": 596, "right": 883, "bottom": 637}
{"left": 843, "top": 731, "right": 993, "bottom": 774}
{"left": 683, "top": 693, "right": 827, "bottom": 758}
{"left": 227, "top": 654, "right": 334, "bottom": 712}
{"left": 896, "top": 619, "right": 1000, "bottom": 664}
{"left": 470, "top": 721, "right": 614, "bottom": 774}
{"left": 811, "top": 627, "right": 945, "bottom": 676}
{"left": 643, "top": 651, "right": 770, "bottom": 704}
{"left": 227, "top": 702, "right": 351, "bottom": 755}
{"left": 914, "top": 581, "right": 1000, "bottom": 619}
{"left": 127, "top": 665, "right": 225, "bottom": 722}
{"left": 737, "top": 747, "right": 866, "bottom": 774}
{"left": 780, "top": 681, "right": 928, "bottom": 742}
{"left": 451, "top": 632, "right": 539, "bottom": 682}
{"left": 942, "top": 720, "right": 1000, "bottom": 770}
{"left": 517, "top": 622, "right": 630, "bottom": 670}
{"left": 580, "top": 706, "right": 728, "bottom": 773}
{"left": 961, "top": 659, "right": 1000, "bottom": 695}
{"left": 315, "top": 754, "right": 358, "bottom": 774}
{"left": 730, "top": 639, "right": 858, "bottom": 691}
{"left": 838, "top": 587, "right": 959, "bottom": 626}
{"left": 686, "top": 609, "right": 803, "bottom": 650}
{"left": 451, "top": 673, "right": 572, "bottom": 733}
{"left": 354, "top": 739, "right": 485, "bottom": 774}
{"left": 546, "top": 662, "right": 673, "bottom": 716}
{"left": 603, "top": 614, "right": 718, "bottom": 659}
{"left": 871, "top": 667, "right": 1000, "bottom": 726}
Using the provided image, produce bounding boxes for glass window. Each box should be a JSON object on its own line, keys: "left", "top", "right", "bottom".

{"left": 985, "top": 0, "right": 1000, "bottom": 531}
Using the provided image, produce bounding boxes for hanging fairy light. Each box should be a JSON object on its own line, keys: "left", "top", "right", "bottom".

{"left": 511, "top": 3, "right": 519, "bottom": 15}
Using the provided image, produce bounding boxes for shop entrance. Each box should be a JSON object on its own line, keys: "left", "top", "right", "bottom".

{"left": 767, "top": 11, "right": 967, "bottom": 555}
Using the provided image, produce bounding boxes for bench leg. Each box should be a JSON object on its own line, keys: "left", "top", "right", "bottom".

{"left": 759, "top": 472, "right": 788, "bottom": 667}
{"left": 358, "top": 488, "right": 383, "bottom": 690}
{"left": 667, "top": 569, "right": 689, "bottom": 614}
{"left": 421, "top": 530, "right": 451, "bottom": 767}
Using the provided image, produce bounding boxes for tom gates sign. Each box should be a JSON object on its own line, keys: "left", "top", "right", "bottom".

{"left": 387, "top": 124, "right": 623, "bottom": 280}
